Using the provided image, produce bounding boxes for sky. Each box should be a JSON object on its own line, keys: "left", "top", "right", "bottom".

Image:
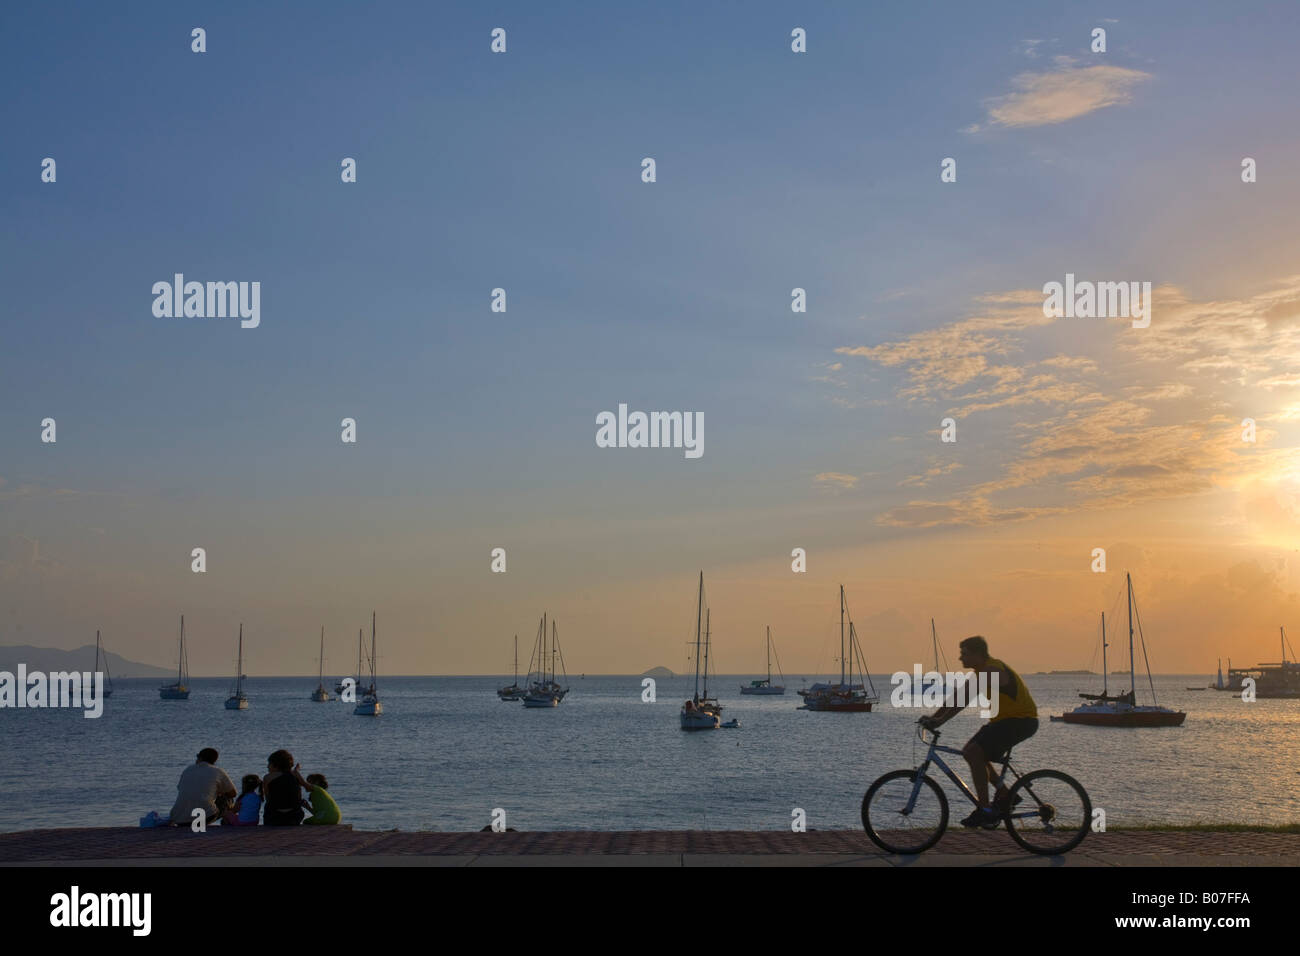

{"left": 3, "top": 1, "right": 1300, "bottom": 678}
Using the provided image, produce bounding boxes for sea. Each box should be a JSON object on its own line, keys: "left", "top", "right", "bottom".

{"left": 1, "top": 674, "right": 1295, "bottom": 833}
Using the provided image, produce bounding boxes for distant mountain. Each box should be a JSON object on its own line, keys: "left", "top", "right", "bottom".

{"left": 0, "top": 645, "right": 174, "bottom": 678}
{"left": 641, "top": 666, "right": 674, "bottom": 678}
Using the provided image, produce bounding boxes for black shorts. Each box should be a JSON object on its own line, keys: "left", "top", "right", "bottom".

{"left": 970, "top": 717, "right": 1038, "bottom": 762}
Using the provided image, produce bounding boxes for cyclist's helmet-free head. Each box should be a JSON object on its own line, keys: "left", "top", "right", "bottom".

{"left": 959, "top": 635, "right": 989, "bottom": 664}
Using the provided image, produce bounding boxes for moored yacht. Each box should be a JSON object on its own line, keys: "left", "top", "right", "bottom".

{"left": 1052, "top": 575, "right": 1185, "bottom": 727}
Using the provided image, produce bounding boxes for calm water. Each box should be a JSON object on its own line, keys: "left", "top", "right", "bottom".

{"left": 1, "top": 674, "right": 1295, "bottom": 833}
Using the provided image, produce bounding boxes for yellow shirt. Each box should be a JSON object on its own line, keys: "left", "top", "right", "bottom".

{"left": 986, "top": 658, "right": 1036, "bottom": 722}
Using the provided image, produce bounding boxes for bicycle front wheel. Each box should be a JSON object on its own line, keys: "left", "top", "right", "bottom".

{"left": 861, "top": 769, "right": 949, "bottom": 855}
{"left": 1004, "top": 769, "right": 1091, "bottom": 855}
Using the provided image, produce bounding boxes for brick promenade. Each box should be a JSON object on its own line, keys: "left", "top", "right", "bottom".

{"left": 2, "top": 827, "right": 1296, "bottom": 866}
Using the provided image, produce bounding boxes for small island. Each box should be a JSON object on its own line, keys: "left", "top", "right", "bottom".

{"left": 641, "top": 666, "right": 674, "bottom": 679}
{"left": 1031, "top": 669, "right": 1097, "bottom": 676}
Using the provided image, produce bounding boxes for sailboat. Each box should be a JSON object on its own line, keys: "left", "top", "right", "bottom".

{"left": 159, "top": 616, "right": 190, "bottom": 699}
{"left": 310, "top": 627, "right": 330, "bottom": 701}
{"left": 798, "top": 586, "right": 878, "bottom": 712}
{"left": 353, "top": 612, "right": 382, "bottom": 716}
{"left": 497, "top": 635, "right": 524, "bottom": 700}
{"left": 681, "top": 572, "right": 722, "bottom": 729}
{"left": 224, "top": 624, "right": 249, "bottom": 710}
{"left": 922, "top": 618, "right": 949, "bottom": 690}
{"left": 1052, "top": 574, "right": 1185, "bottom": 727}
{"left": 93, "top": 630, "right": 113, "bottom": 698}
{"left": 740, "top": 626, "right": 785, "bottom": 694}
{"left": 523, "top": 614, "right": 569, "bottom": 707}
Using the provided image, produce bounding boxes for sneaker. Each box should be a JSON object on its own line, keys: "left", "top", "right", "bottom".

{"left": 959, "top": 807, "right": 999, "bottom": 828}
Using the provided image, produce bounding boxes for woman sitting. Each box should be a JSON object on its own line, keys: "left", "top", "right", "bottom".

{"left": 262, "top": 749, "right": 304, "bottom": 826}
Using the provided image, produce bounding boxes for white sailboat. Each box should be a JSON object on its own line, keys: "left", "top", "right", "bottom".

{"left": 681, "top": 572, "right": 722, "bottom": 729}
{"left": 93, "top": 630, "right": 113, "bottom": 698}
{"left": 310, "top": 626, "right": 330, "bottom": 701}
{"left": 740, "top": 626, "right": 785, "bottom": 695}
{"left": 224, "top": 623, "right": 249, "bottom": 710}
{"left": 354, "top": 611, "right": 383, "bottom": 716}
{"left": 922, "top": 618, "right": 949, "bottom": 689}
{"left": 523, "top": 613, "right": 568, "bottom": 707}
{"left": 159, "top": 615, "right": 190, "bottom": 700}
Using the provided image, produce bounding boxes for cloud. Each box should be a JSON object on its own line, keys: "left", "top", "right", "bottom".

{"left": 814, "top": 472, "right": 860, "bottom": 491}
{"left": 835, "top": 275, "right": 1300, "bottom": 529}
{"left": 980, "top": 63, "right": 1151, "bottom": 128}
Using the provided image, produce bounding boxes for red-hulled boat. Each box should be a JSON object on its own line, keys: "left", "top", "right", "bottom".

{"left": 1051, "top": 574, "right": 1185, "bottom": 728}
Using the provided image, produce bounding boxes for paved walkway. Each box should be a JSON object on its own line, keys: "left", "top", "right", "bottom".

{"left": 2, "top": 827, "right": 1295, "bottom": 866}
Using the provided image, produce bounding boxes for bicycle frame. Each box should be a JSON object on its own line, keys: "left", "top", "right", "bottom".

{"left": 904, "top": 728, "right": 1035, "bottom": 820}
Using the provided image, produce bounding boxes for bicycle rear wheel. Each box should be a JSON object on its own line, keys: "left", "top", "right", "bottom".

{"left": 1004, "top": 769, "right": 1091, "bottom": 855}
{"left": 861, "top": 769, "right": 949, "bottom": 855}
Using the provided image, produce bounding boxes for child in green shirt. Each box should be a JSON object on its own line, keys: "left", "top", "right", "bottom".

{"left": 293, "top": 765, "right": 341, "bottom": 825}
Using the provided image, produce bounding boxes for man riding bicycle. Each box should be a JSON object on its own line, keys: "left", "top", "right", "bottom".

{"left": 919, "top": 636, "right": 1038, "bottom": 828}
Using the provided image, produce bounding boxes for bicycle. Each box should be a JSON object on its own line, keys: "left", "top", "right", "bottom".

{"left": 861, "top": 722, "right": 1091, "bottom": 855}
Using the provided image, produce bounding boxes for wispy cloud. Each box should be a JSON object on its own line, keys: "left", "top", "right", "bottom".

{"left": 974, "top": 60, "right": 1151, "bottom": 130}
{"left": 814, "top": 472, "right": 860, "bottom": 491}
{"left": 835, "top": 276, "right": 1300, "bottom": 529}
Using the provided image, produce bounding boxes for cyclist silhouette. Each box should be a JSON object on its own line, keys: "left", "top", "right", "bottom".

{"left": 920, "top": 635, "right": 1038, "bottom": 827}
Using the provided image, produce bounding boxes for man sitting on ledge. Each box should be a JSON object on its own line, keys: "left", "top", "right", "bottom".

{"left": 169, "top": 747, "right": 237, "bottom": 827}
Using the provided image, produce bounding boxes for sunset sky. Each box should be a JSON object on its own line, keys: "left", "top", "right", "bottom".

{"left": 3, "top": 2, "right": 1300, "bottom": 677}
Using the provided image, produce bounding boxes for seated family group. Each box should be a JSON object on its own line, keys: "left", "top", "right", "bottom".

{"left": 170, "top": 748, "right": 341, "bottom": 826}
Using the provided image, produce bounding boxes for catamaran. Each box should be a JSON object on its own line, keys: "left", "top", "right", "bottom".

{"left": 93, "top": 630, "right": 113, "bottom": 698}
{"left": 797, "top": 585, "right": 878, "bottom": 712}
{"left": 159, "top": 615, "right": 190, "bottom": 700}
{"left": 224, "top": 623, "right": 249, "bottom": 710}
{"left": 523, "top": 613, "right": 569, "bottom": 707}
{"left": 681, "top": 571, "right": 722, "bottom": 729}
{"left": 354, "top": 612, "right": 382, "bottom": 716}
{"left": 740, "top": 626, "right": 785, "bottom": 695}
{"left": 497, "top": 634, "right": 524, "bottom": 701}
{"left": 310, "top": 627, "right": 330, "bottom": 701}
{"left": 1052, "top": 574, "right": 1185, "bottom": 727}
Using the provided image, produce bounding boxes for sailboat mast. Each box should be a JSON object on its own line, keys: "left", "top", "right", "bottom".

{"left": 513, "top": 634, "right": 518, "bottom": 683}
{"left": 318, "top": 627, "right": 324, "bottom": 683}
{"left": 236, "top": 623, "right": 243, "bottom": 694}
{"left": 840, "top": 585, "right": 846, "bottom": 686}
{"left": 694, "top": 572, "right": 703, "bottom": 700}
{"left": 1127, "top": 573, "right": 1136, "bottom": 698}
{"left": 371, "top": 611, "right": 377, "bottom": 689}
{"left": 1101, "top": 612, "right": 1108, "bottom": 697}
{"left": 931, "top": 618, "right": 938, "bottom": 671}
{"left": 703, "top": 609, "right": 711, "bottom": 699}
{"left": 1282, "top": 626, "right": 1287, "bottom": 666}
{"left": 179, "top": 615, "right": 186, "bottom": 683}
{"left": 766, "top": 625, "right": 772, "bottom": 682}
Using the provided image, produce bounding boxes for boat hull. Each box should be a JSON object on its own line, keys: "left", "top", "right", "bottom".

{"left": 800, "top": 701, "right": 873, "bottom": 712}
{"left": 224, "top": 697, "right": 248, "bottom": 710}
{"left": 159, "top": 686, "right": 189, "bottom": 700}
{"left": 1054, "top": 710, "right": 1185, "bottom": 727}
{"left": 523, "top": 695, "right": 560, "bottom": 707}
{"left": 680, "top": 711, "right": 720, "bottom": 730}
{"left": 354, "top": 697, "right": 382, "bottom": 716}
{"left": 739, "top": 685, "right": 785, "bottom": 695}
